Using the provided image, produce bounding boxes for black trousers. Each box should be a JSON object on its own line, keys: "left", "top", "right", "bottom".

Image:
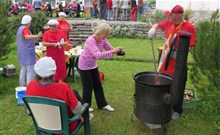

{"left": 79, "top": 67, "right": 108, "bottom": 108}
{"left": 99, "top": 4, "right": 106, "bottom": 20}
{"left": 173, "top": 68, "right": 187, "bottom": 114}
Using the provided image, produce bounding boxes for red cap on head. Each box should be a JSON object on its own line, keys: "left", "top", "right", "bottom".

{"left": 164, "top": 5, "right": 184, "bottom": 15}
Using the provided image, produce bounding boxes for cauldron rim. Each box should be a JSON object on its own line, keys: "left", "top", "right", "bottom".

{"left": 133, "top": 71, "right": 172, "bottom": 87}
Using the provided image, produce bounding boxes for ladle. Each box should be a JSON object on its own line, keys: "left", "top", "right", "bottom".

{"left": 150, "top": 39, "right": 161, "bottom": 85}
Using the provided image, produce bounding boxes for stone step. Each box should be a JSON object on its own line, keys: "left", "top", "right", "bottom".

{"left": 70, "top": 34, "right": 89, "bottom": 37}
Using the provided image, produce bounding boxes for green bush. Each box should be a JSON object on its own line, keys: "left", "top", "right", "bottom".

{"left": 111, "top": 25, "right": 136, "bottom": 38}
{"left": 184, "top": 9, "right": 193, "bottom": 21}
{"left": 149, "top": 10, "right": 168, "bottom": 25}
{"left": 9, "top": 11, "right": 49, "bottom": 35}
{"left": 190, "top": 9, "right": 220, "bottom": 130}
{"left": 0, "top": 0, "right": 15, "bottom": 60}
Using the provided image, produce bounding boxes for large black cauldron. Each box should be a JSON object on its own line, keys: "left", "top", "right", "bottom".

{"left": 133, "top": 72, "right": 172, "bottom": 124}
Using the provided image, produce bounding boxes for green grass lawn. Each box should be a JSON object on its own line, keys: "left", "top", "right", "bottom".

{"left": 0, "top": 38, "right": 216, "bottom": 135}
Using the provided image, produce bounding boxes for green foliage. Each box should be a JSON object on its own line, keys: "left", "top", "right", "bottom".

{"left": 190, "top": 9, "right": 220, "bottom": 130}
{"left": 111, "top": 25, "right": 136, "bottom": 38}
{"left": 149, "top": 10, "right": 168, "bottom": 24}
{"left": 148, "top": 0, "right": 156, "bottom": 5}
{"left": 0, "top": 0, "right": 15, "bottom": 59}
{"left": 184, "top": 9, "right": 193, "bottom": 21}
{"left": 139, "top": 14, "right": 147, "bottom": 22}
{"left": 9, "top": 11, "right": 49, "bottom": 34}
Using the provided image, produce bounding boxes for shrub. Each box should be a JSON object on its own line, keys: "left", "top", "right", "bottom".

{"left": 111, "top": 25, "right": 136, "bottom": 38}
{"left": 9, "top": 11, "right": 49, "bottom": 35}
{"left": 148, "top": 10, "right": 168, "bottom": 25}
{"left": 184, "top": 9, "right": 193, "bottom": 21}
{"left": 190, "top": 9, "right": 220, "bottom": 130}
{"left": 0, "top": 0, "right": 15, "bottom": 60}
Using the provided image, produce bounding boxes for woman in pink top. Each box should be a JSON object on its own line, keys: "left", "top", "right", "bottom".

{"left": 78, "top": 22, "right": 123, "bottom": 112}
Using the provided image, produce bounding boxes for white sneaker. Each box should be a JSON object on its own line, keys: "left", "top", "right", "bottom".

{"left": 172, "top": 112, "right": 181, "bottom": 120}
{"left": 102, "top": 105, "right": 114, "bottom": 112}
{"left": 89, "top": 108, "right": 94, "bottom": 112}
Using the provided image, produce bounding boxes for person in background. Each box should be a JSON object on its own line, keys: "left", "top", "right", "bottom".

{"left": 80, "top": 1, "right": 84, "bottom": 12}
{"left": 119, "top": 0, "right": 130, "bottom": 21}
{"left": 106, "top": 0, "right": 112, "bottom": 21}
{"left": 42, "top": 20, "right": 68, "bottom": 82}
{"left": 78, "top": 22, "right": 124, "bottom": 112}
{"left": 89, "top": 0, "right": 93, "bottom": 17}
{"left": 16, "top": 15, "right": 43, "bottom": 86}
{"left": 99, "top": 0, "right": 107, "bottom": 20}
{"left": 33, "top": 0, "right": 42, "bottom": 11}
{"left": 26, "top": 2, "right": 33, "bottom": 12}
{"left": 25, "top": 57, "right": 83, "bottom": 134}
{"left": 59, "top": 1, "right": 64, "bottom": 12}
{"left": 70, "top": 1, "right": 78, "bottom": 18}
{"left": 112, "top": 0, "right": 119, "bottom": 21}
{"left": 64, "top": 2, "right": 71, "bottom": 16}
{"left": 130, "top": 0, "right": 137, "bottom": 21}
{"left": 137, "top": 0, "right": 143, "bottom": 20}
{"left": 41, "top": 2, "right": 46, "bottom": 11}
{"left": 45, "top": 2, "right": 52, "bottom": 17}
{"left": 92, "top": 0, "right": 98, "bottom": 18}
{"left": 11, "top": 2, "right": 20, "bottom": 15}
{"left": 148, "top": 5, "right": 196, "bottom": 120}
{"left": 57, "top": 12, "right": 71, "bottom": 43}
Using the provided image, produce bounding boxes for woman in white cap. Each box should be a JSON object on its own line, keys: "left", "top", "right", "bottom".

{"left": 26, "top": 57, "right": 83, "bottom": 133}
{"left": 16, "top": 15, "right": 43, "bottom": 86}
{"left": 42, "top": 19, "right": 68, "bottom": 82}
{"left": 57, "top": 12, "right": 71, "bottom": 43}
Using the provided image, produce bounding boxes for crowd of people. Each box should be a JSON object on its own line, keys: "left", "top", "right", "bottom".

{"left": 89, "top": 0, "right": 144, "bottom": 21}
{"left": 15, "top": 2, "right": 196, "bottom": 132}
{"left": 8, "top": 0, "right": 145, "bottom": 21}
{"left": 8, "top": 0, "right": 84, "bottom": 18}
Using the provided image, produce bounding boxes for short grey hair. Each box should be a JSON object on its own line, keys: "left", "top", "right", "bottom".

{"left": 93, "top": 22, "right": 111, "bottom": 36}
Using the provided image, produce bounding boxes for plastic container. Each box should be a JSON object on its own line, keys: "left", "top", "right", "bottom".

{"left": 15, "top": 87, "right": 27, "bottom": 106}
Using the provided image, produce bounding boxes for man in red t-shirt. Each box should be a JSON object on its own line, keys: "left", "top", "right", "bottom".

{"left": 148, "top": 5, "right": 196, "bottom": 120}
{"left": 26, "top": 57, "right": 83, "bottom": 133}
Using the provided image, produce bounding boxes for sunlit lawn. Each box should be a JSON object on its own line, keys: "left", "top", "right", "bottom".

{"left": 0, "top": 38, "right": 216, "bottom": 135}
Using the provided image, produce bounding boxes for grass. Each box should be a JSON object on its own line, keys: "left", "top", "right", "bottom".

{"left": 0, "top": 38, "right": 217, "bottom": 135}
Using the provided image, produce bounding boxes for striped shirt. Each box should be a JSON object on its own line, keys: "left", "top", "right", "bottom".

{"left": 78, "top": 35, "right": 114, "bottom": 70}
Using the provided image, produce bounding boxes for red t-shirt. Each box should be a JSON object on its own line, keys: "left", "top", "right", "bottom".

{"left": 22, "top": 28, "right": 31, "bottom": 37}
{"left": 26, "top": 80, "right": 79, "bottom": 133}
{"left": 106, "top": 0, "right": 112, "bottom": 9}
{"left": 57, "top": 20, "right": 70, "bottom": 42}
{"left": 157, "top": 20, "right": 196, "bottom": 76}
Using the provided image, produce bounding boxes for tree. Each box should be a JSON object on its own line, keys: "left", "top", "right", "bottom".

{"left": 0, "top": 0, "right": 15, "bottom": 59}
{"left": 190, "top": 9, "right": 220, "bottom": 130}
{"left": 190, "top": 9, "right": 220, "bottom": 90}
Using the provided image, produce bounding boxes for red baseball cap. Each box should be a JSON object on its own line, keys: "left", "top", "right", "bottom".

{"left": 164, "top": 5, "right": 184, "bottom": 15}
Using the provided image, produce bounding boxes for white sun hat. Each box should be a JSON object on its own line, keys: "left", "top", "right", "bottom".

{"left": 47, "top": 19, "right": 59, "bottom": 26}
{"left": 58, "top": 12, "right": 67, "bottom": 17}
{"left": 21, "top": 15, "right": 32, "bottom": 25}
{"left": 34, "top": 57, "right": 57, "bottom": 78}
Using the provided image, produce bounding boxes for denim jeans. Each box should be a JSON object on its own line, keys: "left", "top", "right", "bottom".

{"left": 106, "top": 9, "right": 111, "bottom": 20}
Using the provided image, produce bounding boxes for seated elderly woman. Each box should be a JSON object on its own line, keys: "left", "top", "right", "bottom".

{"left": 26, "top": 57, "right": 83, "bottom": 133}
